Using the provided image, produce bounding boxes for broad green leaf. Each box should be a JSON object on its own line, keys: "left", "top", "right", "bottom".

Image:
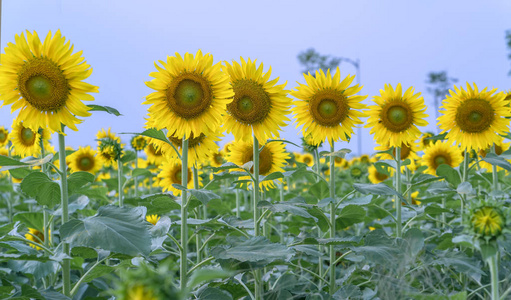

{"left": 306, "top": 207, "right": 329, "bottom": 232}
{"left": 138, "top": 128, "right": 171, "bottom": 145}
{"left": 0, "top": 154, "right": 53, "bottom": 171}
{"left": 188, "top": 268, "right": 233, "bottom": 290}
{"left": 353, "top": 183, "right": 406, "bottom": 204}
{"left": 0, "top": 155, "right": 29, "bottom": 167}
{"left": 403, "top": 228, "right": 424, "bottom": 257}
{"left": 297, "top": 236, "right": 361, "bottom": 246}
{"left": 321, "top": 148, "right": 351, "bottom": 158}
{"left": 198, "top": 287, "right": 233, "bottom": 300}
{"left": 481, "top": 153, "right": 511, "bottom": 171}
{"left": 211, "top": 237, "right": 294, "bottom": 262}
{"left": 8, "top": 260, "right": 59, "bottom": 280}
{"left": 8, "top": 167, "right": 34, "bottom": 179}
{"left": 337, "top": 205, "right": 366, "bottom": 229}
{"left": 20, "top": 172, "right": 61, "bottom": 208}
{"left": 259, "top": 201, "right": 317, "bottom": 221}
{"left": 60, "top": 205, "right": 151, "bottom": 256}
{"left": 310, "top": 180, "right": 329, "bottom": 200}
{"left": 260, "top": 171, "right": 284, "bottom": 182}
{"left": 189, "top": 189, "right": 221, "bottom": 205}
{"left": 68, "top": 171, "right": 95, "bottom": 194}
{"left": 12, "top": 212, "right": 44, "bottom": 232}
{"left": 436, "top": 164, "right": 461, "bottom": 187}
{"left": 54, "top": 195, "right": 90, "bottom": 216}
{"left": 150, "top": 216, "right": 171, "bottom": 250}
{"left": 132, "top": 168, "right": 152, "bottom": 177}
{"left": 87, "top": 104, "right": 122, "bottom": 116}
{"left": 120, "top": 150, "right": 137, "bottom": 163}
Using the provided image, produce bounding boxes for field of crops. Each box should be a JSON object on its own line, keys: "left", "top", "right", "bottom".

{"left": 0, "top": 30, "right": 510, "bottom": 300}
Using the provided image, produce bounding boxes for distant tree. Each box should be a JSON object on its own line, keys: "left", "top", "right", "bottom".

{"left": 506, "top": 30, "right": 511, "bottom": 76}
{"left": 297, "top": 48, "right": 341, "bottom": 75}
{"left": 425, "top": 71, "right": 458, "bottom": 123}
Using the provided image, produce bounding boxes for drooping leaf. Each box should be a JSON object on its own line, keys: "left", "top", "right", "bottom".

{"left": 68, "top": 171, "right": 95, "bottom": 194}
{"left": 353, "top": 183, "right": 406, "bottom": 204}
{"left": 336, "top": 205, "right": 366, "bottom": 228}
{"left": 60, "top": 205, "right": 151, "bottom": 256}
{"left": 436, "top": 164, "right": 461, "bottom": 187}
{"left": 20, "top": 172, "right": 61, "bottom": 208}
{"left": 87, "top": 104, "right": 122, "bottom": 116}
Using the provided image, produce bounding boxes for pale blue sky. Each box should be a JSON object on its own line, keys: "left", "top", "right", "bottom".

{"left": 1, "top": 0, "right": 511, "bottom": 155}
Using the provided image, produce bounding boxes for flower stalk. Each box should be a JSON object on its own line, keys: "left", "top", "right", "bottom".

{"left": 329, "top": 141, "right": 336, "bottom": 295}
{"left": 252, "top": 135, "right": 262, "bottom": 299}
{"left": 395, "top": 146, "right": 402, "bottom": 238}
{"left": 58, "top": 127, "right": 71, "bottom": 296}
{"left": 180, "top": 137, "right": 189, "bottom": 292}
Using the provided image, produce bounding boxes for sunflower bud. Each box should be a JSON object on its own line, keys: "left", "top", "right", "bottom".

{"left": 470, "top": 206, "right": 506, "bottom": 241}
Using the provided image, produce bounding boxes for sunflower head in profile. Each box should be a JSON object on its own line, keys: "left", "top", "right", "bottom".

{"left": 144, "top": 50, "right": 233, "bottom": 139}
{"left": 0, "top": 126, "right": 9, "bottom": 147}
{"left": 98, "top": 140, "right": 122, "bottom": 168}
{"left": 422, "top": 141, "right": 463, "bottom": 175}
{"left": 68, "top": 146, "right": 101, "bottom": 174}
{"left": 470, "top": 205, "right": 507, "bottom": 241}
{"left": 97, "top": 128, "right": 121, "bottom": 146}
{"left": 10, "top": 120, "right": 41, "bottom": 158}
{"left": 477, "top": 138, "right": 510, "bottom": 172}
{"left": 227, "top": 140, "right": 289, "bottom": 190}
{"left": 223, "top": 58, "right": 291, "bottom": 144}
{"left": 144, "top": 141, "right": 166, "bottom": 166}
{"left": 438, "top": 83, "right": 511, "bottom": 150}
{"left": 157, "top": 159, "right": 200, "bottom": 196}
{"left": 292, "top": 67, "right": 368, "bottom": 146}
{"left": 419, "top": 132, "right": 435, "bottom": 150}
{"left": 366, "top": 83, "right": 428, "bottom": 148}
{"left": 131, "top": 135, "right": 148, "bottom": 152}
{"left": 368, "top": 164, "right": 392, "bottom": 184}
{"left": 0, "top": 30, "right": 98, "bottom": 133}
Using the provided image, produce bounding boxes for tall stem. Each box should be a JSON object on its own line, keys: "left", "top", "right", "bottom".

{"left": 134, "top": 151, "right": 139, "bottom": 197}
{"left": 39, "top": 132, "right": 49, "bottom": 248}
{"left": 329, "top": 141, "right": 336, "bottom": 294}
{"left": 395, "top": 146, "right": 402, "bottom": 238}
{"left": 313, "top": 147, "right": 323, "bottom": 286}
{"left": 489, "top": 254, "right": 500, "bottom": 300}
{"left": 180, "top": 138, "right": 189, "bottom": 292}
{"left": 491, "top": 144, "right": 499, "bottom": 192}
{"left": 192, "top": 167, "right": 201, "bottom": 264}
{"left": 117, "top": 159, "right": 123, "bottom": 207}
{"left": 58, "top": 128, "right": 71, "bottom": 296}
{"left": 252, "top": 136, "right": 262, "bottom": 299}
{"left": 235, "top": 189, "right": 241, "bottom": 218}
{"left": 461, "top": 150, "right": 469, "bottom": 222}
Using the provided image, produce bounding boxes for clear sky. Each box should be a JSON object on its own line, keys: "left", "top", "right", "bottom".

{"left": 1, "top": 0, "right": 511, "bottom": 155}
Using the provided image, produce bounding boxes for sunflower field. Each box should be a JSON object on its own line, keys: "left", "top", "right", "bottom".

{"left": 0, "top": 30, "right": 510, "bottom": 300}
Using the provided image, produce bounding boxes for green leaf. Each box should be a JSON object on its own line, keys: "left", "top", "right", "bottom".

{"left": 425, "top": 204, "right": 451, "bottom": 216}
{"left": 68, "top": 171, "right": 95, "bottom": 194}
{"left": 258, "top": 201, "right": 317, "bottom": 221}
{"left": 481, "top": 153, "right": 511, "bottom": 171}
{"left": 189, "top": 189, "right": 221, "bottom": 205}
{"left": 337, "top": 205, "right": 366, "bottom": 229}
{"left": 353, "top": 183, "right": 406, "bottom": 204}
{"left": 198, "top": 288, "right": 233, "bottom": 300}
{"left": 436, "top": 164, "right": 461, "bottom": 187}
{"left": 9, "top": 167, "right": 35, "bottom": 180}
{"left": 310, "top": 180, "right": 329, "bottom": 200}
{"left": 403, "top": 228, "right": 424, "bottom": 257}
{"left": 20, "top": 172, "right": 61, "bottom": 208}
{"left": 121, "top": 150, "right": 137, "bottom": 163}
{"left": 260, "top": 171, "right": 284, "bottom": 182}
{"left": 13, "top": 212, "right": 44, "bottom": 232}
{"left": 426, "top": 132, "right": 447, "bottom": 141}
{"left": 138, "top": 128, "right": 171, "bottom": 145}
{"left": 150, "top": 216, "right": 171, "bottom": 250}
{"left": 60, "top": 205, "right": 151, "bottom": 256}
{"left": 0, "top": 154, "right": 53, "bottom": 171}
{"left": 132, "top": 168, "right": 152, "bottom": 177}
{"left": 321, "top": 148, "right": 351, "bottom": 158}
{"left": 188, "top": 268, "right": 233, "bottom": 290}
{"left": 307, "top": 207, "right": 330, "bottom": 232}
{"left": 0, "top": 155, "right": 29, "bottom": 167}
{"left": 211, "top": 237, "right": 294, "bottom": 262}
{"left": 87, "top": 104, "right": 122, "bottom": 116}
{"left": 8, "top": 260, "right": 59, "bottom": 280}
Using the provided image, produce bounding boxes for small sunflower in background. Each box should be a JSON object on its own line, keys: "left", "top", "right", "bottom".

{"left": 366, "top": 83, "right": 428, "bottom": 147}
{"left": 96, "top": 128, "right": 121, "bottom": 145}
{"left": 227, "top": 140, "right": 289, "bottom": 190}
{"left": 131, "top": 135, "right": 148, "bottom": 152}
{"left": 368, "top": 164, "right": 391, "bottom": 184}
{"left": 98, "top": 140, "right": 122, "bottom": 168}
{"left": 0, "top": 127, "right": 9, "bottom": 147}
{"left": 438, "top": 83, "right": 511, "bottom": 150}
{"left": 209, "top": 151, "right": 225, "bottom": 168}
{"left": 146, "top": 214, "right": 160, "bottom": 226}
{"left": 334, "top": 156, "right": 348, "bottom": 169}
{"left": 297, "top": 152, "right": 314, "bottom": 167}
{"left": 223, "top": 57, "right": 291, "bottom": 143}
{"left": 157, "top": 159, "right": 199, "bottom": 196}
{"left": 418, "top": 132, "right": 435, "bottom": 150}
{"left": 68, "top": 146, "right": 101, "bottom": 174}
{"left": 25, "top": 228, "right": 47, "bottom": 250}
{"left": 349, "top": 161, "right": 367, "bottom": 180}
{"left": 10, "top": 120, "right": 41, "bottom": 158}
{"left": 375, "top": 141, "right": 420, "bottom": 171}
{"left": 144, "top": 50, "right": 233, "bottom": 139}
{"left": 144, "top": 142, "right": 165, "bottom": 166}
{"left": 0, "top": 30, "right": 98, "bottom": 133}
{"left": 422, "top": 141, "right": 463, "bottom": 175}
{"left": 292, "top": 67, "right": 367, "bottom": 146}
{"left": 477, "top": 138, "right": 510, "bottom": 172}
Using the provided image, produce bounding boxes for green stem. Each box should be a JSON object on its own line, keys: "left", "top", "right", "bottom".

{"left": 235, "top": 189, "right": 241, "bottom": 218}
{"left": 118, "top": 159, "right": 123, "bottom": 207}
{"left": 329, "top": 141, "right": 336, "bottom": 295}
{"left": 70, "top": 255, "right": 110, "bottom": 297}
{"left": 180, "top": 137, "right": 189, "bottom": 292}
{"left": 252, "top": 136, "right": 262, "bottom": 300}
{"left": 489, "top": 254, "right": 500, "bottom": 300}
{"left": 461, "top": 150, "right": 469, "bottom": 222}
{"left": 491, "top": 144, "right": 499, "bottom": 192}
{"left": 192, "top": 167, "right": 201, "bottom": 264}
{"left": 58, "top": 128, "right": 71, "bottom": 296}
{"left": 395, "top": 146, "right": 402, "bottom": 238}
{"left": 39, "top": 132, "right": 50, "bottom": 248}
{"left": 134, "top": 151, "right": 139, "bottom": 197}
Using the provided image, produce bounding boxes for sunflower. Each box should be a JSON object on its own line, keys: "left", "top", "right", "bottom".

{"left": 157, "top": 159, "right": 199, "bottom": 196}
{"left": 25, "top": 228, "right": 47, "bottom": 250}
{"left": 144, "top": 142, "right": 165, "bottom": 166}
{"left": 146, "top": 214, "right": 160, "bottom": 226}
{"left": 144, "top": 50, "right": 233, "bottom": 139}
{"left": 471, "top": 206, "right": 505, "bottom": 240}
{"left": 478, "top": 138, "right": 510, "bottom": 172}
{"left": 10, "top": 120, "right": 41, "bottom": 158}
{"left": 438, "top": 83, "right": 511, "bottom": 150}
{"left": 0, "top": 30, "right": 98, "bottom": 133}
{"left": 0, "top": 126, "right": 9, "bottom": 147}
{"left": 153, "top": 130, "right": 221, "bottom": 167}
{"left": 422, "top": 141, "right": 463, "bottom": 175}
{"left": 209, "top": 151, "right": 225, "bottom": 167}
{"left": 368, "top": 165, "right": 391, "bottom": 184}
{"left": 97, "top": 128, "right": 121, "bottom": 145}
{"left": 131, "top": 135, "right": 148, "bottom": 151}
{"left": 68, "top": 146, "right": 101, "bottom": 174}
{"left": 375, "top": 142, "right": 420, "bottom": 171}
{"left": 125, "top": 285, "right": 159, "bottom": 300}
{"left": 349, "top": 162, "right": 366, "bottom": 179}
{"left": 298, "top": 153, "right": 314, "bottom": 167}
{"left": 366, "top": 83, "right": 428, "bottom": 147}
{"left": 334, "top": 156, "right": 348, "bottom": 169}
{"left": 418, "top": 132, "right": 435, "bottom": 150}
{"left": 292, "top": 67, "right": 368, "bottom": 146}
{"left": 98, "top": 144, "right": 117, "bottom": 168}
{"left": 227, "top": 141, "right": 289, "bottom": 190}
{"left": 223, "top": 58, "right": 291, "bottom": 143}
